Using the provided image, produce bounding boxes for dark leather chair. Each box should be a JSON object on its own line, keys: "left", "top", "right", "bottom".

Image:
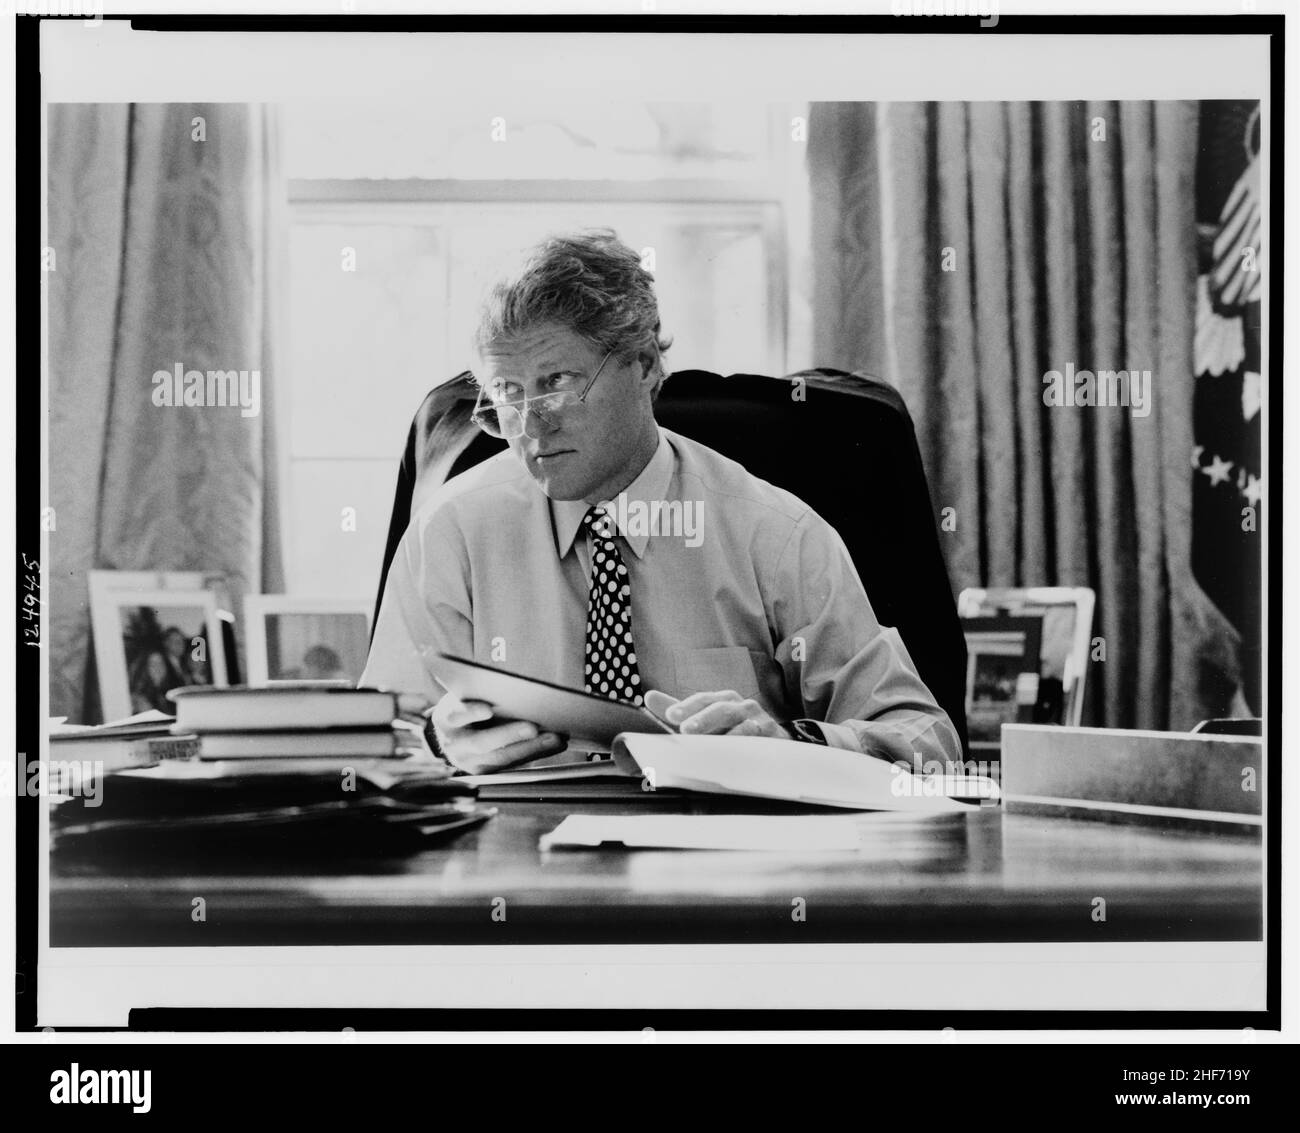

{"left": 374, "top": 367, "right": 970, "bottom": 754}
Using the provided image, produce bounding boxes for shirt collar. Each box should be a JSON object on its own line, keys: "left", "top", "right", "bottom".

{"left": 550, "top": 429, "right": 673, "bottom": 561}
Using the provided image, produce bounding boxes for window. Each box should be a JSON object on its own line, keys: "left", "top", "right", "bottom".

{"left": 280, "top": 101, "right": 810, "bottom": 597}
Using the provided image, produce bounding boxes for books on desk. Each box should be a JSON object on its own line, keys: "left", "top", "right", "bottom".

{"left": 169, "top": 684, "right": 426, "bottom": 733}
{"left": 49, "top": 710, "right": 199, "bottom": 774}
{"left": 49, "top": 686, "right": 496, "bottom": 855}
{"left": 166, "top": 684, "right": 434, "bottom": 767}
{"left": 192, "top": 726, "right": 424, "bottom": 761}
{"left": 48, "top": 686, "right": 436, "bottom": 773}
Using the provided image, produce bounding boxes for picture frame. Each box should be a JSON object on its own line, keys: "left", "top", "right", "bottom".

{"left": 242, "top": 596, "right": 372, "bottom": 686}
{"left": 962, "top": 614, "right": 1044, "bottom": 754}
{"left": 89, "top": 587, "right": 230, "bottom": 722}
{"left": 957, "top": 587, "right": 1097, "bottom": 728}
{"left": 87, "top": 569, "right": 241, "bottom": 691}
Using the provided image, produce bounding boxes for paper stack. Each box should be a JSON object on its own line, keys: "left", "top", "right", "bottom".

{"left": 168, "top": 684, "right": 434, "bottom": 768}
{"left": 50, "top": 686, "right": 494, "bottom": 855}
{"left": 49, "top": 709, "right": 198, "bottom": 774}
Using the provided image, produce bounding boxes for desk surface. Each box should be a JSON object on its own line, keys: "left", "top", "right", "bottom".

{"left": 51, "top": 797, "right": 1263, "bottom": 947}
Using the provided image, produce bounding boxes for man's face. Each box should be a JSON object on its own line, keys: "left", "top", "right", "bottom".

{"left": 477, "top": 322, "right": 655, "bottom": 502}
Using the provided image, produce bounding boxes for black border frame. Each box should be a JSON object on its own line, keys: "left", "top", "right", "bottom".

{"left": 14, "top": 8, "right": 1285, "bottom": 1034}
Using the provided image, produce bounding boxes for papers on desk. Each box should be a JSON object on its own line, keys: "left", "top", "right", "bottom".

{"left": 613, "top": 733, "right": 996, "bottom": 810}
{"left": 50, "top": 708, "right": 173, "bottom": 737}
{"left": 467, "top": 734, "right": 1000, "bottom": 811}
{"left": 459, "top": 759, "right": 620, "bottom": 787}
{"left": 49, "top": 689, "right": 493, "bottom": 856}
{"left": 540, "top": 812, "right": 956, "bottom": 852}
{"left": 50, "top": 743, "right": 492, "bottom": 857}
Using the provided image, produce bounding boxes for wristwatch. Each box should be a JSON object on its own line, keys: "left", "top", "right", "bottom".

{"left": 422, "top": 714, "right": 454, "bottom": 766}
{"left": 781, "top": 718, "right": 829, "bottom": 745}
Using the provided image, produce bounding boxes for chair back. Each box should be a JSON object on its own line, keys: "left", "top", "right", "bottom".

{"left": 376, "top": 367, "right": 971, "bottom": 752}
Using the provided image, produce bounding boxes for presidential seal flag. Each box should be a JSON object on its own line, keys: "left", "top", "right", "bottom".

{"left": 1191, "top": 101, "right": 1262, "bottom": 714}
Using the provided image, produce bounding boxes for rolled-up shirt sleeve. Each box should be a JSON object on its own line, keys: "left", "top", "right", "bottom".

{"left": 769, "top": 510, "right": 962, "bottom": 766}
{"left": 360, "top": 509, "right": 473, "bottom": 702}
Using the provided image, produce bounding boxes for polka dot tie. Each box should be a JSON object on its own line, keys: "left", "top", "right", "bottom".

{"left": 582, "top": 505, "right": 643, "bottom": 706}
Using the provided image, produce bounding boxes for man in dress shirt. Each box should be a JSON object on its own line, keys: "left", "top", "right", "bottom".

{"left": 361, "top": 230, "right": 961, "bottom": 773}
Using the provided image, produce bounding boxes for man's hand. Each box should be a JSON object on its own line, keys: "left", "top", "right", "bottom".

{"left": 428, "top": 692, "right": 567, "bottom": 774}
{"left": 644, "top": 689, "right": 786, "bottom": 738}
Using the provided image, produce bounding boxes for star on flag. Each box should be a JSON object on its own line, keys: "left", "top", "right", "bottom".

{"left": 1201, "top": 454, "right": 1234, "bottom": 487}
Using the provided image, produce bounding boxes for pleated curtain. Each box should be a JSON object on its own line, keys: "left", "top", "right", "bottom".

{"left": 47, "top": 103, "right": 284, "bottom": 722}
{"left": 809, "top": 101, "right": 1239, "bottom": 730}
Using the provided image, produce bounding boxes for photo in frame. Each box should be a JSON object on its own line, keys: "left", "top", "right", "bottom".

{"left": 87, "top": 570, "right": 241, "bottom": 700}
{"left": 242, "top": 596, "right": 372, "bottom": 686}
{"left": 963, "top": 614, "right": 1043, "bottom": 755}
{"left": 957, "top": 587, "right": 1097, "bottom": 729}
{"left": 89, "top": 587, "right": 230, "bottom": 721}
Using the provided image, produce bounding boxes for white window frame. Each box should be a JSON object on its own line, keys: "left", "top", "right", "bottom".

{"left": 278, "top": 177, "right": 794, "bottom": 595}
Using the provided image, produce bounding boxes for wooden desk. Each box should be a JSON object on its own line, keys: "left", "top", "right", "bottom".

{"left": 51, "top": 798, "right": 1262, "bottom": 946}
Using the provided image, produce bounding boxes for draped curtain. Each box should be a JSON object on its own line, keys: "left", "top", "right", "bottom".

{"left": 809, "top": 101, "right": 1239, "bottom": 730}
{"left": 47, "top": 103, "right": 284, "bottom": 723}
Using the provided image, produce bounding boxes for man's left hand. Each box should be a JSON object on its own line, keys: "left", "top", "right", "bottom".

{"left": 644, "top": 689, "right": 786, "bottom": 738}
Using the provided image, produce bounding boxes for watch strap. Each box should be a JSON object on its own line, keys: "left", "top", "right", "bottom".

{"left": 783, "top": 718, "right": 829, "bottom": 745}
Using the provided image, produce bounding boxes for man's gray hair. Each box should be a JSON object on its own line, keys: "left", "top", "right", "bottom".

{"left": 474, "top": 229, "right": 673, "bottom": 397}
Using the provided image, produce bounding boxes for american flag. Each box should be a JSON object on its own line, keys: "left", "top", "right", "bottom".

{"left": 1191, "top": 101, "right": 1262, "bottom": 714}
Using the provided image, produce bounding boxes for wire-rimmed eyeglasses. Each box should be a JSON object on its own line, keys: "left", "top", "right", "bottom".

{"left": 471, "top": 348, "right": 616, "bottom": 440}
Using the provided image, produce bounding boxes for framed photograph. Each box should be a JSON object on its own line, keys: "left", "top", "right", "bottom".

{"left": 957, "top": 588, "right": 1096, "bottom": 728}
{"left": 963, "top": 614, "right": 1043, "bottom": 754}
{"left": 243, "top": 596, "right": 372, "bottom": 686}
{"left": 87, "top": 569, "right": 241, "bottom": 674}
{"left": 89, "top": 588, "right": 230, "bottom": 721}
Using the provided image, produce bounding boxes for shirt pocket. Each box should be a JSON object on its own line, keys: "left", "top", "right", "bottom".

{"left": 673, "top": 646, "right": 761, "bottom": 700}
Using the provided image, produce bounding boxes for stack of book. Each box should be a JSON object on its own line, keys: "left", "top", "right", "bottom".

{"left": 49, "top": 709, "right": 199, "bottom": 776}
{"left": 50, "top": 686, "right": 494, "bottom": 855}
{"left": 169, "top": 684, "right": 431, "bottom": 770}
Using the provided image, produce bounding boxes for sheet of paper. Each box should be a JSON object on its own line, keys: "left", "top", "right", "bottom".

{"left": 458, "top": 759, "right": 630, "bottom": 788}
{"left": 50, "top": 709, "right": 174, "bottom": 737}
{"left": 539, "top": 812, "right": 944, "bottom": 852}
{"left": 611, "top": 733, "right": 997, "bottom": 811}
